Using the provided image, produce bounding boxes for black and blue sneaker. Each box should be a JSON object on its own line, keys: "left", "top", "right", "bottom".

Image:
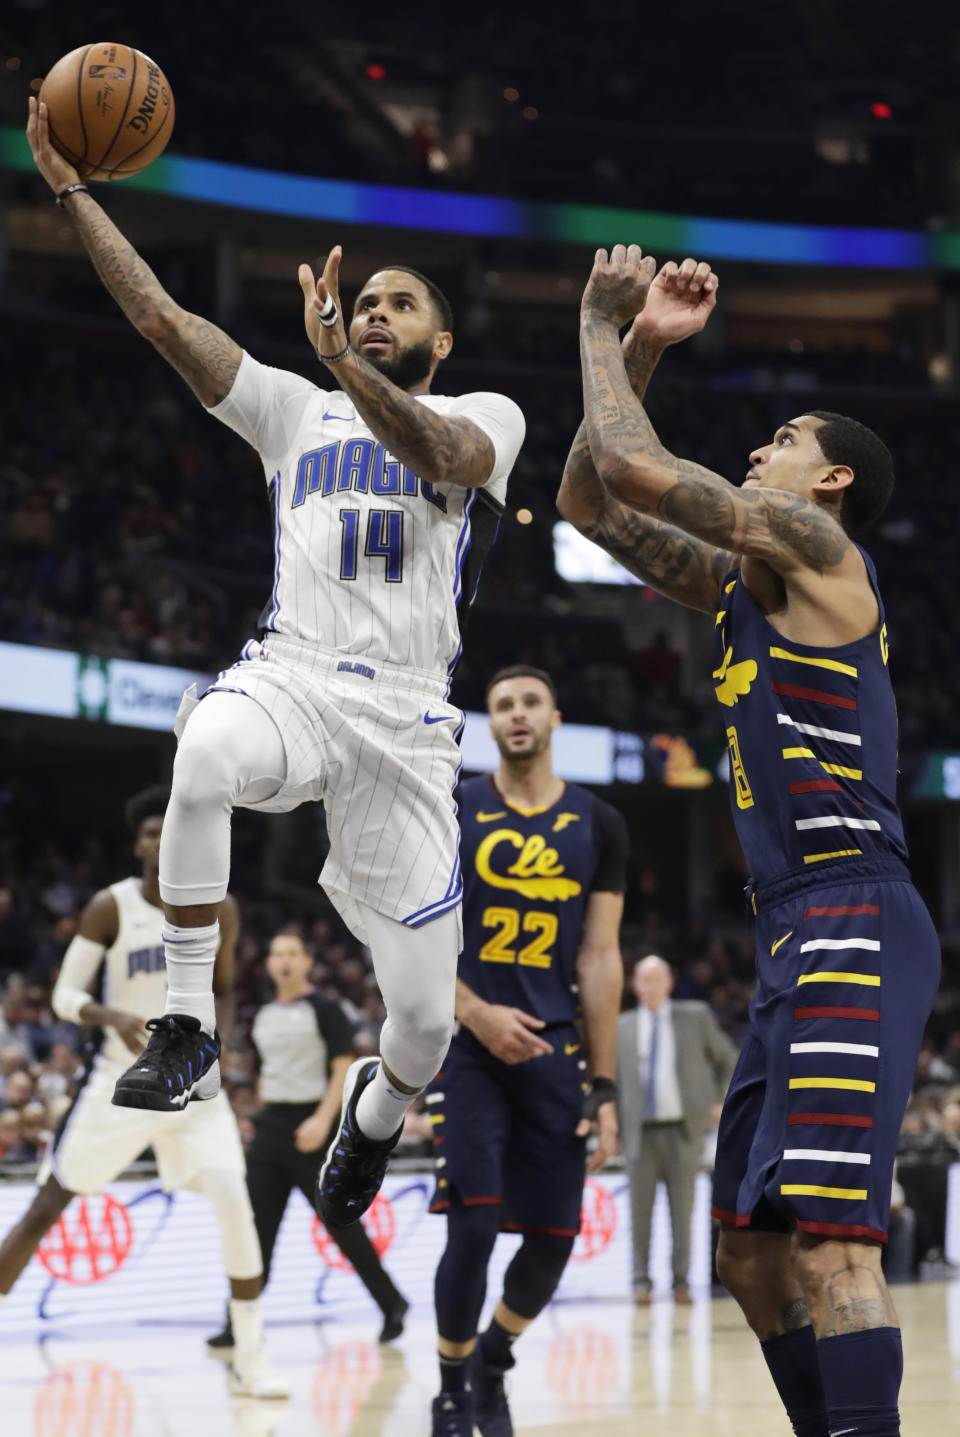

{"left": 469, "top": 1347, "right": 514, "bottom": 1437}
{"left": 316, "top": 1058, "right": 402, "bottom": 1228}
{"left": 430, "top": 1392, "right": 479, "bottom": 1437}
{"left": 111, "top": 1014, "right": 221, "bottom": 1111}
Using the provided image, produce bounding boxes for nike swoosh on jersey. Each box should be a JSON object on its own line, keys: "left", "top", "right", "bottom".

{"left": 476, "top": 811, "right": 508, "bottom": 822}
{"left": 564, "top": 1043, "right": 581, "bottom": 1055}
{"left": 424, "top": 712, "right": 450, "bottom": 724}
{"left": 323, "top": 412, "right": 353, "bottom": 420}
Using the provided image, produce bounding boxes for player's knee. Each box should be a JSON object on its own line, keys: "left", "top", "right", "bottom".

{"left": 388, "top": 992, "right": 454, "bottom": 1065}
{"left": 171, "top": 733, "right": 238, "bottom": 817}
{"left": 502, "top": 1232, "right": 575, "bottom": 1318}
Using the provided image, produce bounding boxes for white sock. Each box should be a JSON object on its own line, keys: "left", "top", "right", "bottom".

{"left": 162, "top": 920, "right": 219, "bottom": 1032}
{"left": 355, "top": 1060, "right": 419, "bottom": 1141}
{"left": 229, "top": 1297, "right": 262, "bottom": 1354}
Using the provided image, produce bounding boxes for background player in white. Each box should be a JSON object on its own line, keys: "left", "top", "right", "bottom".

{"left": 0, "top": 787, "right": 286, "bottom": 1399}
{"left": 27, "top": 100, "right": 525, "bottom": 1227}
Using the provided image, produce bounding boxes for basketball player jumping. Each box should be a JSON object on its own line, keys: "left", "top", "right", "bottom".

{"left": 429, "top": 666, "right": 627, "bottom": 1437}
{"left": 0, "top": 787, "right": 287, "bottom": 1399}
{"left": 27, "top": 99, "right": 525, "bottom": 1229}
{"left": 561, "top": 247, "right": 940, "bottom": 1437}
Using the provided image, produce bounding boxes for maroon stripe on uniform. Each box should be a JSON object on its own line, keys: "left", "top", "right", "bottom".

{"left": 788, "top": 1112, "right": 874, "bottom": 1128}
{"left": 789, "top": 779, "right": 843, "bottom": 794}
{"left": 711, "top": 1205, "right": 741, "bottom": 1225}
{"left": 803, "top": 903, "right": 880, "bottom": 919}
{"left": 794, "top": 1006, "right": 880, "bottom": 1022}
{"left": 797, "top": 1219, "right": 887, "bottom": 1243}
{"left": 771, "top": 681, "right": 857, "bottom": 711}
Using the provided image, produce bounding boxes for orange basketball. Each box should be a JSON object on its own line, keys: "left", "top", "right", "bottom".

{"left": 39, "top": 43, "right": 174, "bottom": 181}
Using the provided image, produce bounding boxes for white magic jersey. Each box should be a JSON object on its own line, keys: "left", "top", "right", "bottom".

{"left": 207, "top": 353, "right": 525, "bottom": 681}
{"left": 95, "top": 877, "right": 168, "bottom": 1076}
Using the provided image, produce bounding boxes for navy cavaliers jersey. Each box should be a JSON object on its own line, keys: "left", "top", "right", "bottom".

{"left": 457, "top": 775, "right": 628, "bottom": 1025}
{"left": 713, "top": 547, "right": 907, "bottom": 886}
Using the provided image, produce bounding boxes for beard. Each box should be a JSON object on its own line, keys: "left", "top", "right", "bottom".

{"left": 363, "top": 336, "right": 435, "bottom": 390}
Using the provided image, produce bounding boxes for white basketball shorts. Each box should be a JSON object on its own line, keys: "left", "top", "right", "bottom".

{"left": 43, "top": 1064, "right": 246, "bottom": 1195}
{"left": 182, "top": 635, "right": 464, "bottom": 942}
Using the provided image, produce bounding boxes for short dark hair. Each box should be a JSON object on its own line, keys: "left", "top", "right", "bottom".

{"left": 485, "top": 665, "right": 558, "bottom": 706}
{"left": 807, "top": 410, "right": 895, "bottom": 535}
{"left": 270, "top": 923, "right": 307, "bottom": 947}
{"left": 125, "top": 785, "right": 169, "bottom": 836}
{"left": 375, "top": 265, "right": 454, "bottom": 332}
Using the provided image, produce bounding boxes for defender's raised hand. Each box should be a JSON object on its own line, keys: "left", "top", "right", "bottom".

{"left": 627, "top": 258, "right": 718, "bottom": 350}
{"left": 581, "top": 244, "right": 657, "bottom": 329}
{"left": 298, "top": 245, "right": 349, "bottom": 360}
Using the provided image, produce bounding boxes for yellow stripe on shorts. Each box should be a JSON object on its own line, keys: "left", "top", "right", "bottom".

{"left": 803, "top": 849, "right": 863, "bottom": 864}
{"left": 780, "top": 1184, "right": 867, "bottom": 1201}
{"left": 788, "top": 1077, "right": 876, "bottom": 1092}
{"left": 429, "top": 1113, "right": 445, "bottom": 1125}
{"left": 797, "top": 971, "right": 880, "bottom": 987}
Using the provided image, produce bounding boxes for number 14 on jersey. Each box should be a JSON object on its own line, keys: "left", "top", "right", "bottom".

{"left": 340, "top": 508, "right": 404, "bottom": 582}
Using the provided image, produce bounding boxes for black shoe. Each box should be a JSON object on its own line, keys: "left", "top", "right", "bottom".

{"left": 378, "top": 1295, "right": 409, "bottom": 1344}
{"left": 315, "top": 1058, "right": 402, "bottom": 1229}
{"left": 430, "top": 1392, "right": 477, "bottom": 1436}
{"left": 111, "top": 1014, "right": 221, "bottom": 1112}
{"left": 207, "top": 1321, "right": 234, "bottom": 1352}
{"left": 469, "top": 1348, "right": 514, "bottom": 1437}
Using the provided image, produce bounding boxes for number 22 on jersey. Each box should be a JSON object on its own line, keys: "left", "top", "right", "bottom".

{"left": 340, "top": 508, "right": 404, "bottom": 582}
{"left": 480, "top": 906, "right": 558, "bottom": 969}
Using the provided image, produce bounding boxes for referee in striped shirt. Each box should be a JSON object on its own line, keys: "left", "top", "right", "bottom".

{"left": 209, "top": 926, "right": 408, "bottom": 1347}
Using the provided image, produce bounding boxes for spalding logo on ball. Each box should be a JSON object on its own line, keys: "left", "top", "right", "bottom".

{"left": 40, "top": 42, "right": 174, "bottom": 181}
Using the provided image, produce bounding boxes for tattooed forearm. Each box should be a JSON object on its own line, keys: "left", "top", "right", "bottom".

{"left": 62, "top": 191, "right": 241, "bottom": 405}
{"left": 658, "top": 465, "right": 849, "bottom": 572}
{"left": 583, "top": 503, "right": 734, "bottom": 612}
{"left": 331, "top": 348, "right": 493, "bottom": 487}
{"left": 579, "top": 313, "right": 849, "bottom": 573}
{"left": 558, "top": 335, "right": 735, "bottom": 609}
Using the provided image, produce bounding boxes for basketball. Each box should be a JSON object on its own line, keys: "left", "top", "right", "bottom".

{"left": 39, "top": 42, "right": 174, "bottom": 181}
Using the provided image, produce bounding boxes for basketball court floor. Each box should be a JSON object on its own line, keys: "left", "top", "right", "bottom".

{"left": 3, "top": 1281, "right": 959, "bottom": 1436}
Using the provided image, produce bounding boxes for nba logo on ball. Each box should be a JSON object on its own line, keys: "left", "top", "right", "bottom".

{"left": 88, "top": 65, "right": 127, "bottom": 81}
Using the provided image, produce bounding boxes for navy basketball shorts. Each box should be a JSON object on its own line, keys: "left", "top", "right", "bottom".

{"left": 712, "top": 857, "right": 940, "bottom": 1242}
{"left": 427, "top": 1023, "right": 587, "bottom": 1236}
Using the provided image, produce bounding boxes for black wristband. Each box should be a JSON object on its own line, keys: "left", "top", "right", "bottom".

{"left": 55, "top": 183, "right": 88, "bottom": 208}
{"left": 317, "top": 342, "right": 351, "bottom": 365}
{"left": 581, "top": 1075, "right": 618, "bottom": 1122}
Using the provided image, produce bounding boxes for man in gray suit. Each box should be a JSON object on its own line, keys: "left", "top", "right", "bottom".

{"left": 616, "top": 954, "right": 738, "bottom": 1304}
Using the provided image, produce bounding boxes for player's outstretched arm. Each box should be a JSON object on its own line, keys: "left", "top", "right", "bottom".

{"left": 299, "top": 248, "right": 496, "bottom": 488}
{"left": 559, "top": 268, "right": 736, "bottom": 611}
{"left": 28, "top": 99, "right": 241, "bottom": 407}
{"left": 580, "top": 246, "right": 850, "bottom": 576}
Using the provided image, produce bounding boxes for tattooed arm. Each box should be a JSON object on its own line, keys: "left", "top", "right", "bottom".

{"left": 579, "top": 247, "right": 851, "bottom": 577}
{"left": 27, "top": 99, "right": 240, "bottom": 406}
{"left": 323, "top": 348, "right": 496, "bottom": 488}
{"left": 558, "top": 270, "right": 736, "bottom": 612}
{"left": 61, "top": 192, "right": 242, "bottom": 406}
